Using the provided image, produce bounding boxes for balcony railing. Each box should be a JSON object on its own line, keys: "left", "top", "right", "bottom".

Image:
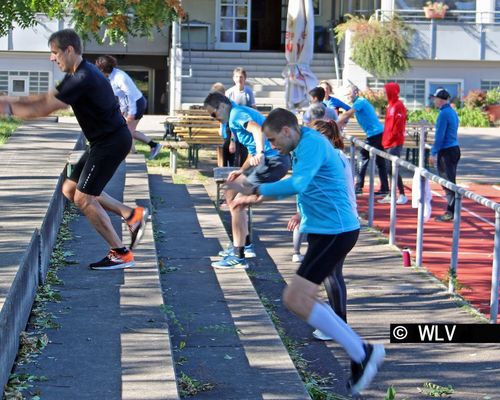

{"left": 375, "top": 9, "right": 500, "bottom": 25}
{"left": 373, "top": 9, "right": 500, "bottom": 61}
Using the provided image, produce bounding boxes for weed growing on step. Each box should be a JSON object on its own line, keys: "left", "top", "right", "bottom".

{"left": 259, "top": 294, "right": 348, "bottom": 400}
{"left": 418, "top": 382, "right": 454, "bottom": 397}
{"left": 160, "top": 304, "right": 184, "bottom": 332}
{"left": 196, "top": 324, "right": 241, "bottom": 335}
{"left": 178, "top": 372, "right": 215, "bottom": 397}
{"left": 3, "top": 373, "right": 47, "bottom": 400}
{"left": 5, "top": 203, "right": 78, "bottom": 399}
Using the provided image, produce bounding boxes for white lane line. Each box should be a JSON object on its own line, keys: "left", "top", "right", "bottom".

{"left": 493, "top": 185, "right": 500, "bottom": 191}
{"left": 430, "top": 189, "right": 495, "bottom": 228}
{"left": 424, "top": 251, "right": 493, "bottom": 257}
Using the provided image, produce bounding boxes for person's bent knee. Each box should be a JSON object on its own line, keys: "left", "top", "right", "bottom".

{"left": 283, "top": 286, "right": 302, "bottom": 315}
{"left": 62, "top": 179, "right": 76, "bottom": 202}
{"left": 73, "top": 190, "right": 96, "bottom": 211}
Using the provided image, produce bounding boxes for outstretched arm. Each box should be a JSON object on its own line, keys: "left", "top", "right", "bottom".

{"left": 0, "top": 91, "right": 68, "bottom": 119}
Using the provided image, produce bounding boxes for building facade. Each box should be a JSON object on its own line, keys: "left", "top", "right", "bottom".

{"left": 342, "top": 0, "right": 500, "bottom": 109}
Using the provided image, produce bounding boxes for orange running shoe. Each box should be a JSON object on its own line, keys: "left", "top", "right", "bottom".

{"left": 127, "top": 206, "right": 149, "bottom": 249}
{"left": 89, "top": 249, "right": 135, "bottom": 270}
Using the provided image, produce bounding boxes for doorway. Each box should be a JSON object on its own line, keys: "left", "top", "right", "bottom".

{"left": 122, "top": 67, "right": 155, "bottom": 114}
{"left": 250, "top": 0, "right": 285, "bottom": 50}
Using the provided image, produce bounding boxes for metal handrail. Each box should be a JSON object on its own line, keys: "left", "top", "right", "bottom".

{"left": 345, "top": 122, "right": 500, "bottom": 322}
{"left": 375, "top": 8, "right": 500, "bottom": 24}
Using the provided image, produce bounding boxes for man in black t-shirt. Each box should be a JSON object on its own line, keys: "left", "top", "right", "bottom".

{"left": 0, "top": 29, "right": 148, "bottom": 270}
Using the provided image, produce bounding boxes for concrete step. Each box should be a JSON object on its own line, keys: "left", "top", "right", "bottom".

{"left": 14, "top": 154, "right": 179, "bottom": 399}
{"left": 150, "top": 177, "right": 310, "bottom": 399}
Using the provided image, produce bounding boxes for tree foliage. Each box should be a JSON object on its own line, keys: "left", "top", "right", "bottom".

{"left": 335, "top": 14, "right": 413, "bottom": 78}
{"left": 0, "top": 0, "right": 185, "bottom": 44}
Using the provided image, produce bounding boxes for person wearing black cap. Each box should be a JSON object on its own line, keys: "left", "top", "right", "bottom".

{"left": 429, "top": 88, "right": 460, "bottom": 222}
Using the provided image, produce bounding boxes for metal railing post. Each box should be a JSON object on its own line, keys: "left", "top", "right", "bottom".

{"left": 490, "top": 211, "right": 500, "bottom": 323}
{"left": 350, "top": 140, "right": 356, "bottom": 184}
{"left": 368, "top": 149, "right": 376, "bottom": 227}
{"left": 415, "top": 123, "right": 427, "bottom": 266}
{"left": 389, "top": 160, "right": 398, "bottom": 245}
{"left": 449, "top": 194, "right": 462, "bottom": 293}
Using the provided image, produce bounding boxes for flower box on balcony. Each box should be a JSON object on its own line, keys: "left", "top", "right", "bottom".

{"left": 423, "top": 6, "right": 447, "bottom": 19}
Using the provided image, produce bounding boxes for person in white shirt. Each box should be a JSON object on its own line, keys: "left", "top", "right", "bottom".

{"left": 225, "top": 67, "right": 257, "bottom": 108}
{"left": 95, "top": 55, "right": 162, "bottom": 160}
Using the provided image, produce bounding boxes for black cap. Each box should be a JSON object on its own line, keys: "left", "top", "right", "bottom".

{"left": 429, "top": 88, "right": 450, "bottom": 100}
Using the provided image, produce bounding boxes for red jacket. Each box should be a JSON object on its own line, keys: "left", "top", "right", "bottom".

{"left": 382, "top": 82, "right": 407, "bottom": 149}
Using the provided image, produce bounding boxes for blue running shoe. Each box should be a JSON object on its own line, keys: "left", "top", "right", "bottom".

{"left": 218, "top": 244, "right": 256, "bottom": 258}
{"left": 211, "top": 255, "right": 248, "bottom": 270}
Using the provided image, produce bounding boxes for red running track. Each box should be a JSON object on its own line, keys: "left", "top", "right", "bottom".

{"left": 357, "top": 181, "right": 499, "bottom": 318}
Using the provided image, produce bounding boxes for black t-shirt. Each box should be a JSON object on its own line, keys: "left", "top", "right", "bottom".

{"left": 55, "top": 60, "right": 127, "bottom": 143}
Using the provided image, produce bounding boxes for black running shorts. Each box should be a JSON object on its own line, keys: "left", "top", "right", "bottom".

{"left": 244, "top": 154, "right": 291, "bottom": 185}
{"left": 132, "top": 96, "right": 147, "bottom": 120}
{"left": 297, "top": 229, "right": 360, "bottom": 285}
{"left": 69, "top": 127, "right": 132, "bottom": 196}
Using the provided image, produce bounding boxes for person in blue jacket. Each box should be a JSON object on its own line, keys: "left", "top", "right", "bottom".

{"left": 226, "top": 108, "right": 385, "bottom": 396}
{"left": 429, "top": 88, "right": 460, "bottom": 222}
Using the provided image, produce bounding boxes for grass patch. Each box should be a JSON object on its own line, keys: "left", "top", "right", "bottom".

{"left": 0, "top": 117, "right": 21, "bottom": 145}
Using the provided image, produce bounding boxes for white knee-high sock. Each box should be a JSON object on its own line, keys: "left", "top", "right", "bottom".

{"left": 307, "top": 302, "right": 365, "bottom": 363}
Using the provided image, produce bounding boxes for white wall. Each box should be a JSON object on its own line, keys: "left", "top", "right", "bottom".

{"left": 0, "top": 52, "right": 65, "bottom": 89}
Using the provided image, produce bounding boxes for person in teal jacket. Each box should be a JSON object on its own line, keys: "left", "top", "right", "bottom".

{"left": 226, "top": 108, "right": 385, "bottom": 396}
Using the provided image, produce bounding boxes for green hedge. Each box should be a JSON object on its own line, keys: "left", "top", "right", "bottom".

{"left": 407, "top": 107, "right": 490, "bottom": 127}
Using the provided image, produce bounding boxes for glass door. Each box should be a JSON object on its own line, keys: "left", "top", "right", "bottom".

{"left": 215, "top": 0, "right": 251, "bottom": 50}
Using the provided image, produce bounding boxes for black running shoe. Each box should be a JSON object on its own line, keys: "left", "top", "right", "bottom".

{"left": 347, "top": 343, "right": 385, "bottom": 395}
{"left": 89, "top": 250, "right": 135, "bottom": 270}
{"left": 128, "top": 207, "right": 149, "bottom": 249}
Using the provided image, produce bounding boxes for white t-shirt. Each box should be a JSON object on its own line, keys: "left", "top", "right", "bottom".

{"left": 108, "top": 68, "right": 143, "bottom": 116}
{"left": 225, "top": 85, "right": 256, "bottom": 107}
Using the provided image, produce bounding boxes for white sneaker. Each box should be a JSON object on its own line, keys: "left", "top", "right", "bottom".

{"left": 312, "top": 329, "right": 333, "bottom": 341}
{"left": 396, "top": 194, "right": 408, "bottom": 205}
{"left": 377, "top": 194, "right": 391, "bottom": 204}
{"left": 292, "top": 253, "right": 304, "bottom": 263}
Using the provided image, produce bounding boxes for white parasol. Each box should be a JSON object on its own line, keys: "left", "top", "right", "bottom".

{"left": 283, "top": 0, "right": 318, "bottom": 113}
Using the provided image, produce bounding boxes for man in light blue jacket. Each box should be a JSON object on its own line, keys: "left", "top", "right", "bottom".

{"left": 227, "top": 108, "right": 385, "bottom": 396}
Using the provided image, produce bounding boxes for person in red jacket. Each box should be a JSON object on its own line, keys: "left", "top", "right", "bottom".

{"left": 379, "top": 82, "right": 408, "bottom": 205}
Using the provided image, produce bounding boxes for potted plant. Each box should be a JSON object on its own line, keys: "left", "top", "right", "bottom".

{"left": 423, "top": 2, "right": 449, "bottom": 19}
{"left": 484, "top": 87, "right": 500, "bottom": 123}
{"left": 334, "top": 15, "right": 413, "bottom": 78}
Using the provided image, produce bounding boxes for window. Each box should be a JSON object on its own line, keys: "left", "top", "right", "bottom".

{"left": 426, "top": 80, "right": 463, "bottom": 105}
{"left": 367, "top": 78, "right": 426, "bottom": 110}
{"left": 0, "top": 71, "right": 50, "bottom": 96}
{"left": 481, "top": 80, "right": 500, "bottom": 91}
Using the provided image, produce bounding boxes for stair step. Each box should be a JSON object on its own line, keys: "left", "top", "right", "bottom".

{"left": 180, "top": 50, "right": 339, "bottom": 107}
{"left": 151, "top": 179, "right": 310, "bottom": 399}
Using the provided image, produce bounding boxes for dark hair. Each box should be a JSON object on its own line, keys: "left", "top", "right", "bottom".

{"left": 233, "top": 67, "right": 247, "bottom": 78}
{"left": 204, "top": 91, "right": 231, "bottom": 109}
{"left": 48, "top": 29, "right": 82, "bottom": 55}
{"left": 262, "top": 108, "right": 299, "bottom": 133}
{"left": 95, "top": 55, "right": 118, "bottom": 74}
{"left": 309, "top": 87, "right": 326, "bottom": 102}
{"left": 311, "top": 119, "right": 344, "bottom": 151}
{"left": 309, "top": 103, "right": 326, "bottom": 120}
